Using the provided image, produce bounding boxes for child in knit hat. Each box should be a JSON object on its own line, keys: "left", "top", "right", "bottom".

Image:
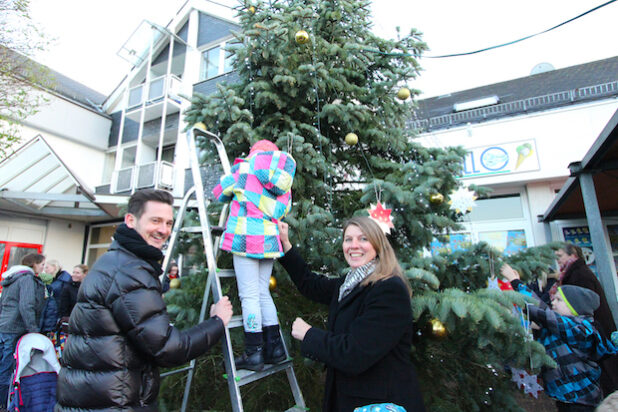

{"left": 213, "top": 139, "right": 295, "bottom": 371}
{"left": 501, "top": 264, "right": 617, "bottom": 411}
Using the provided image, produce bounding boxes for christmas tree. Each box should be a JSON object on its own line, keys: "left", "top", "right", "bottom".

{"left": 165, "top": 1, "right": 558, "bottom": 410}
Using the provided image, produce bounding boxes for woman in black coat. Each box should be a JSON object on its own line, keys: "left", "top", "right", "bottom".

{"left": 58, "top": 264, "right": 88, "bottom": 319}
{"left": 278, "top": 217, "right": 425, "bottom": 412}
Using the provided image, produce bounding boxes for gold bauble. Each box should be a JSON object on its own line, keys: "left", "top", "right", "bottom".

{"left": 193, "top": 122, "right": 207, "bottom": 132}
{"left": 429, "top": 193, "right": 445, "bottom": 204}
{"left": 345, "top": 133, "right": 358, "bottom": 146}
{"left": 295, "top": 30, "right": 310, "bottom": 44}
{"left": 269, "top": 275, "right": 277, "bottom": 291}
{"left": 169, "top": 278, "right": 181, "bottom": 289}
{"left": 248, "top": 5, "right": 256, "bottom": 13}
{"left": 396, "top": 87, "right": 411, "bottom": 100}
{"left": 429, "top": 318, "right": 448, "bottom": 339}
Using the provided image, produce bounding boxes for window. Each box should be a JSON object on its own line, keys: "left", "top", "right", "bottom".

{"left": 468, "top": 195, "right": 523, "bottom": 221}
{"left": 200, "top": 43, "right": 235, "bottom": 81}
{"left": 86, "top": 224, "right": 118, "bottom": 267}
{"left": 121, "top": 146, "right": 137, "bottom": 168}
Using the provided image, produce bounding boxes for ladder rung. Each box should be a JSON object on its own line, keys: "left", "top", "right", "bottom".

{"left": 160, "top": 365, "right": 193, "bottom": 378}
{"left": 228, "top": 315, "right": 243, "bottom": 328}
{"left": 236, "top": 359, "right": 294, "bottom": 386}
{"left": 181, "top": 225, "right": 225, "bottom": 234}
{"left": 217, "top": 269, "right": 236, "bottom": 278}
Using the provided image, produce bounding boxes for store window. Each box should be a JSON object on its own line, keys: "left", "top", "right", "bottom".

{"left": 86, "top": 224, "right": 118, "bottom": 267}
{"left": 468, "top": 195, "right": 523, "bottom": 221}
{"left": 430, "top": 233, "right": 472, "bottom": 255}
{"left": 478, "top": 229, "right": 527, "bottom": 255}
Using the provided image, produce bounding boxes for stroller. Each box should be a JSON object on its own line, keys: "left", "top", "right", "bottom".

{"left": 7, "top": 333, "right": 60, "bottom": 412}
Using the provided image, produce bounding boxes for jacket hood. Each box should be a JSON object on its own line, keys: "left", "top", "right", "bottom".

{"left": 1, "top": 265, "right": 35, "bottom": 286}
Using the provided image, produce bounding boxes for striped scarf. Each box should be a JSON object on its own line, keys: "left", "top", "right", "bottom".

{"left": 338, "top": 260, "right": 377, "bottom": 302}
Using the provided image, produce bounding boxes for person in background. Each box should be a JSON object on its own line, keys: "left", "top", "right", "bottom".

{"left": 277, "top": 217, "right": 425, "bottom": 412}
{"left": 501, "top": 264, "right": 617, "bottom": 411}
{"left": 0, "top": 253, "right": 47, "bottom": 406}
{"left": 551, "top": 243, "right": 618, "bottom": 397}
{"left": 56, "top": 189, "right": 233, "bottom": 411}
{"left": 161, "top": 262, "right": 179, "bottom": 294}
{"left": 58, "top": 264, "right": 88, "bottom": 319}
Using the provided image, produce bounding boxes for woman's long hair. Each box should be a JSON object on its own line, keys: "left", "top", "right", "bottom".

{"left": 343, "top": 217, "right": 412, "bottom": 296}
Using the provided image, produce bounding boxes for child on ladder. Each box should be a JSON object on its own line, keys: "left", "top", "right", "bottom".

{"left": 213, "top": 139, "right": 296, "bottom": 371}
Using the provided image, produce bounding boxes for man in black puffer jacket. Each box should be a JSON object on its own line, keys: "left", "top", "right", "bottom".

{"left": 56, "top": 189, "right": 233, "bottom": 411}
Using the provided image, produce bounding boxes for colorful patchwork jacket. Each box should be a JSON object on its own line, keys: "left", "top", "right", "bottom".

{"left": 511, "top": 279, "right": 617, "bottom": 406}
{"left": 213, "top": 150, "right": 295, "bottom": 259}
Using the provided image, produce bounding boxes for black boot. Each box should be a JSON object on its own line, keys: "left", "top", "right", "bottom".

{"left": 235, "top": 331, "right": 264, "bottom": 371}
{"left": 263, "top": 324, "right": 286, "bottom": 364}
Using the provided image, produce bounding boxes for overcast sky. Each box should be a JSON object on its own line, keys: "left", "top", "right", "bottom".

{"left": 29, "top": 0, "right": 618, "bottom": 98}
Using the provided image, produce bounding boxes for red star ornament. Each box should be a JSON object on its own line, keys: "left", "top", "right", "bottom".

{"left": 367, "top": 202, "right": 395, "bottom": 234}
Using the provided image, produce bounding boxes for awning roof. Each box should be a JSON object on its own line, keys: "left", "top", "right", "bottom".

{"left": 0, "top": 135, "right": 122, "bottom": 222}
{"left": 541, "top": 109, "right": 618, "bottom": 222}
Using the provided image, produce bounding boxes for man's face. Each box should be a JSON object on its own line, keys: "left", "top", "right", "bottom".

{"left": 125, "top": 201, "right": 174, "bottom": 249}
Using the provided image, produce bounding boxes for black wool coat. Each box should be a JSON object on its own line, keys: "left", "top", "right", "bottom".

{"left": 56, "top": 240, "right": 225, "bottom": 411}
{"left": 279, "top": 248, "right": 425, "bottom": 412}
{"left": 560, "top": 257, "right": 618, "bottom": 395}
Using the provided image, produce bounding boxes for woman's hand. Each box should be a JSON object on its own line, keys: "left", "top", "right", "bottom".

{"left": 278, "top": 221, "right": 293, "bottom": 252}
{"left": 291, "top": 317, "right": 311, "bottom": 341}
{"left": 500, "top": 263, "right": 520, "bottom": 282}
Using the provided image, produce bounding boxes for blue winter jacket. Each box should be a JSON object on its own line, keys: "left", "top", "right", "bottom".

{"left": 511, "top": 279, "right": 617, "bottom": 406}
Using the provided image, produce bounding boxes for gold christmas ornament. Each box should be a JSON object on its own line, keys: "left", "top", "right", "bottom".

{"left": 429, "top": 318, "right": 448, "bottom": 339}
{"left": 396, "top": 87, "right": 411, "bottom": 100}
{"left": 169, "top": 278, "right": 181, "bottom": 289}
{"left": 193, "top": 122, "right": 207, "bottom": 132}
{"left": 295, "top": 30, "right": 310, "bottom": 44}
{"left": 248, "top": 5, "right": 256, "bottom": 13}
{"left": 345, "top": 132, "right": 358, "bottom": 146}
{"left": 429, "top": 193, "right": 444, "bottom": 204}
{"left": 269, "top": 275, "right": 277, "bottom": 291}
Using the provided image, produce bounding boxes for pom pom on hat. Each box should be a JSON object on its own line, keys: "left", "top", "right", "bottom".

{"left": 249, "top": 140, "right": 279, "bottom": 155}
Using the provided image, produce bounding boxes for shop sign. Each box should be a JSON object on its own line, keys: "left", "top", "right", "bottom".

{"left": 461, "top": 139, "right": 539, "bottom": 179}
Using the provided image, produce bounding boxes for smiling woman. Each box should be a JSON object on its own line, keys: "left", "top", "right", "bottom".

{"left": 277, "top": 218, "right": 423, "bottom": 412}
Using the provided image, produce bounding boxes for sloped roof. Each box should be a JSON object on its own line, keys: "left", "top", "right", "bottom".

{"left": 413, "top": 56, "right": 618, "bottom": 131}
{"left": 0, "top": 135, "right": 114, "bottom": 221}
{"left": 541, "top": 108, "right": 618, "bottom": 221}
{"left": 0, "top": 46, "right": 107, "bottom": 114}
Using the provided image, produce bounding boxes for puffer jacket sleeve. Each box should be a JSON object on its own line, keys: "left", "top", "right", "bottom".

{"left": 109, "top": 263, "right": 225, "bottom": 368}
{"left": 250, "top": 151, "right": 296, "bottom": 196}
{"left": 18, "top": 275, "right": 40, "bottom": 332}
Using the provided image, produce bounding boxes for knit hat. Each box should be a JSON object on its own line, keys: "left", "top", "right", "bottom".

{"left": 558, "top": 285, "right": 600, "bottom": 316}
{"left": 249, "top": 140, "right": 279, "bottom": 155}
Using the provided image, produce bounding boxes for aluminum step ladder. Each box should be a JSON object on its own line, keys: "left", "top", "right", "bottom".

{"left": 160, "top": 124, "right": 306, "bottom": 412}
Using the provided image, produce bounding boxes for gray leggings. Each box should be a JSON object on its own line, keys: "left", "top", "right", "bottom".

{"left": 233, "top": 255, "right": 278, "bottom": 332}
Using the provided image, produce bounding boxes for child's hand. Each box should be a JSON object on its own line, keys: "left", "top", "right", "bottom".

{"left": 278, "top": 221, "right": 292, "bottom": 252}
{"left": 500, "top": 263, "right": 520, "bottom": 282}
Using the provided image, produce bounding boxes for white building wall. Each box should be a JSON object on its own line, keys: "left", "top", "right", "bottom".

{"left": 419, "top": 99, "right": 618, "bottom": 250}
{"left": 44, "top": 219, "right": 87, "bottom": 267}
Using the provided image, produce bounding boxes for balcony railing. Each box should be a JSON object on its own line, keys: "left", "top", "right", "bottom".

{"left": 127, "top": 75, "right": 184, "bottom": 109}
{"left": 111, "top": 161, "right": 175, "bottom": 193}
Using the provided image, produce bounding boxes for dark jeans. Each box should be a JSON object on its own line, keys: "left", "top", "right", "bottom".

{"left": 0, "top": 332, "right": 20, "bottom": 407}
{"left": 556, "top": 401, "right": 595, "bottom": 412}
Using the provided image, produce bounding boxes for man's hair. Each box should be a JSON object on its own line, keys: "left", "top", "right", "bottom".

{"left": 21, "top": 253, "right": 45, "bottom": 268}
{"left": 127, "top": 189, "right": 174, "bottom": 218}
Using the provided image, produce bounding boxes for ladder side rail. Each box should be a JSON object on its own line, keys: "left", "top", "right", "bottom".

{"left": 160, "top": 187, "right": 196, "bottom": 282}
{"left": 179, "top": 129, "right": 224, "bottom": 411}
